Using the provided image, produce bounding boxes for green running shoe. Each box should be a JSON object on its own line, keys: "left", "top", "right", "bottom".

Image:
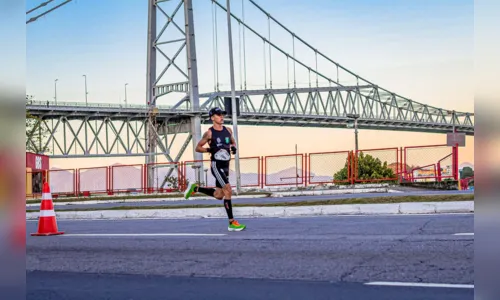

{"left": 228, "top": 220, "right": 246, "bottom": 232}
{"left": 183, "top": 182, "right": 197, "bottom": 200}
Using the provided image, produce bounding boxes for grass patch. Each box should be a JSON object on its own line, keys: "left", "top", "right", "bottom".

{"left": 26, "top": 194, "right": 473, "bottom": 213}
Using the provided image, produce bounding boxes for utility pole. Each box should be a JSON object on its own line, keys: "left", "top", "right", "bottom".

{"left": 226, "top": 0, "right": 241, "bottom": 194}
{"left": 184, "top": 0, "right": 204, "bottom": 184}
{"left": 347, "top": 113, "right": 360, "bottom": 154}
{"left": 145, "top": 0, "right": 157, "bottom": 189}
{"left": 354, "top": 118, "right": 359, "bottom": 153}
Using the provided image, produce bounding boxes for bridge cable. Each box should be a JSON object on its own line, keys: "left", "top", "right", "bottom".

{"left": 263, "top": 39, "right": 267, "bottom": 89}
{"left": 287, "top": 55, "right": 290, "bottom": 88}
{"left": 26, "top": 0, "right": 55, "bottom": 14}
{"left": 268, "top": 15, "right": 272, "bottom": 89}
{"left": 336, "top": 65, "right": 339, "bottom": 85}
{"left": 26, "top": 0, "right": 72, "bottom": 24}
{"left": 308, "top": 68, "right": 311, "bottom": 88}
{"left": 213, "top": 0, "right": 337, "bottom": 89}
{"left": 238, "top": 20, "right": 243, "bottom": 91}
{"left": 292, "top": 35, "right": 296, "bottom": 88}
{"left": 315, "top": 51, "right": 319, "bottom": 87}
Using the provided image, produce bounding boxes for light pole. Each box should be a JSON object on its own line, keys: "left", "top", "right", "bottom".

{"left": 347, "top": 113, "right": 360, "bottom": 154}
{"left": 54, "top": 79, "right": 58, "bottom": 104}
{"left": 124, "top": 83, "right": 128, "bottom": 106}
{"left": 83, "top": 75, "right": 88, "bottom": 105}
{"left": 226, "top": 0, "right": 241, "bottom": 194}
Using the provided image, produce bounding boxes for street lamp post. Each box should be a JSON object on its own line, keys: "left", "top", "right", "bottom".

{"left": 54, "top": 79, "right": 58, "bottom": 104}
{"left": 124, "top": 83, "right": 128, "bottom": 106}
{"left": 347, "top": 113, "right": 360, "bottom": 154}
{"left": 83, "top": 75, "right": 88, "bottom": 105}
{"left": 226, "top": 0, "right": 241, "bottom": 194}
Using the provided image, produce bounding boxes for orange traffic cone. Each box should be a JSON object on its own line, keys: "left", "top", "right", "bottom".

{"left": 31, "top": 182, "right": 64, "bottom": 236}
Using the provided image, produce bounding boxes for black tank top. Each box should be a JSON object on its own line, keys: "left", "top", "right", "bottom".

{"left": 209, "top": 126, "right": 232, "bottom": 162}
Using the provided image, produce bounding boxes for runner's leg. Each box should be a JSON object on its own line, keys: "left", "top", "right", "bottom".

{"left": 217, "top": 165, "right": 245, "bottom": 231}
{"left": 210, "top": 161, "right": 225, "bottom": 200}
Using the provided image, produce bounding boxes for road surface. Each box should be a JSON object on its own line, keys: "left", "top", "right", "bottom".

{"left": 26, "top": 213, "right": 474, "bottom": 299}
{"left": 27, "top": 190, "right": 473, "bottom": 211}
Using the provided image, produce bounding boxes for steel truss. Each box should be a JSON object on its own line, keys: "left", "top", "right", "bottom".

{"left": 145, "top": 0, "right": 203, "bottom": 184}
{"left": 26, "top": 103, "right": 192, "bottom": 159}
{"left": 195, "top": 86, "right": 474, "bottom": 134}
{"left": 26, "top": 85, "right": 474, "bottom": 158}
{"left": 142, "top": 0, "right": 203, "bottom": 185}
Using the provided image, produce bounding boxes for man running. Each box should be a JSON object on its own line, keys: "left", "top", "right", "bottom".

{"left": 183, "top": 107, "right": 246, "bottom": 232}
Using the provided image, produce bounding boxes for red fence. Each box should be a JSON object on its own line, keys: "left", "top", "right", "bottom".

{"left": 47, "top": 169, "right": 76, "bottom": 197}
{"left": 78, "top": 167, "right": 109, "bottom": 196}
{"left": 403, "top": 144, "right": 456, "bottom": 182}
{"left": 25, "top": 143, "right": 461, "bottom": 198}
{"left": 308, "top": 151, "right": 350, "bottom": 185}
{"left": 265, "top": 154, "right": 304, "bottom": 187}
{"left": 354, "top": 147, "right": 400, "bottom": 183}
{"left": 144, "top": 162, "right": 180, "bottom": 193}
{"left": 183, "top": 157, "right": 261, "bottom": 189}
{"left": 111, "top": 164, "right": 144, "bottom": 193}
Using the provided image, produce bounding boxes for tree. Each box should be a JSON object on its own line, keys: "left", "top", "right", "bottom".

{"left": 26, "top": 95, "right": 50, "bottom": 153}
{"left": 460, "top": 166, "right": 474, "bottom": 179}
{"left": 334, "top": 152, "right": 396, "bottom": 183}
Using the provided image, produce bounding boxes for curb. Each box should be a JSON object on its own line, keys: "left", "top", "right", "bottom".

{"left": 270, "top": 188, "right": 389, "bottom": 197}
{"left": 25, "top": 201, "right": 474, "bottom": 220}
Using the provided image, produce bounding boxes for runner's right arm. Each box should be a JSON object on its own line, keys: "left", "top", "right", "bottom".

{"left": 195, "top": 130, "right": 212, "bottom": 153}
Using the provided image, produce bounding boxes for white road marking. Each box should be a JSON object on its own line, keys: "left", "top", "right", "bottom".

{"left": 62, "top": 233, "right": 227, "bottom": 237}
{"left": 365, "top": 282, "right": 474, "bottom": 289}
{"left": 453, "top": 233, "right": 474, "bottom": 236}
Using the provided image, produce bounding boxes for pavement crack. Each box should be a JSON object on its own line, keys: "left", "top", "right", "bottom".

{"left": 340, "top": 224, "right": 424, "bottom": 282}
{"left": 417, "top": 219, "right": 433, "bottom": 235}
{"left": 339, "top": 240, "right": 381, "bottom": 282}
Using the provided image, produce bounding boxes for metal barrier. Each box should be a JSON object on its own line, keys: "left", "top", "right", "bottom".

{"left": 265, "top": 154, "right": 304, "bottom": 187}
{"left": 404, "top": 144, "right": 456, "bottom": 182}
{"left": 144, "top": 162, "right": 180, "bottom": 193}
{"left": 77, "top": 167, "right": 109, "bottom": 195}
{"left": 230, "top": 157, "right": 261, "bottom": 188}
{"left": 308, "top": 151, "right": 350, "bottom": 185}
{"left": 47, "top": 169, "right": 76, "bottom": 196}
{"left": 25, "top": 143, "right": 462, "bottom": 197}
{"left": 183, "top": 157, "right": 261, "bottom": 188}
{"left": 110, "top": 164, "right": 144, "bottom": 193}
{"left": 354, "top": 147, "right": 400, "bottom": 183}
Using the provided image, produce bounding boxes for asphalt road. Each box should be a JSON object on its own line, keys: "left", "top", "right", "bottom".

{"left": 27, "top": 190, "right": 473, "bottom": 211}
{"left": 26, "top": 213, "right": 474, "bottom": 299}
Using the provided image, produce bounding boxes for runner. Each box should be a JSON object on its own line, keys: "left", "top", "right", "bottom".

{"left": 184, "top": 107, "right": 246, "bottom": 232}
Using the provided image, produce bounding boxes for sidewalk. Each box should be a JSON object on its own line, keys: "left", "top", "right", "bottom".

{"left": 26, "top": 186, "right": 396, "bottom": 208}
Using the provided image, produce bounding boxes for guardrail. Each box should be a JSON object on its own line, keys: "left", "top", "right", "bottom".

{"left": 26, "top": 143, "right": 460, "bottom": 198}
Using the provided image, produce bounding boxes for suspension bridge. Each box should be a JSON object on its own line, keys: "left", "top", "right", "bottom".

{"left": 26, "top": 0, "right": 474, "bottom": 188}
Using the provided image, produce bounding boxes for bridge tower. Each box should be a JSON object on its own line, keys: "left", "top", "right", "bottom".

{"left": 145, "top": 0, "right": 204, "bottom": 187}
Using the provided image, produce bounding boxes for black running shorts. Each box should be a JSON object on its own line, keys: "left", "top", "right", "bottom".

{"left": 210, "top": 160, "right": 230, "bottom": 188}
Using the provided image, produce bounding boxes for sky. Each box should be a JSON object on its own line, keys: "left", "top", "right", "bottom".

{"left": 26, "top": 0, "right": 474, "bottom": 170}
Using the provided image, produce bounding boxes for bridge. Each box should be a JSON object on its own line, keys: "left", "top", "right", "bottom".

{"left": 26, "top": 0, "right": 474, "bottom": 187}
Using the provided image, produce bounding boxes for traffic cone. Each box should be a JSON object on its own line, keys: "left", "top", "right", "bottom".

{"left": 31, "top": 182, "right": 64, "bottom": 236}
